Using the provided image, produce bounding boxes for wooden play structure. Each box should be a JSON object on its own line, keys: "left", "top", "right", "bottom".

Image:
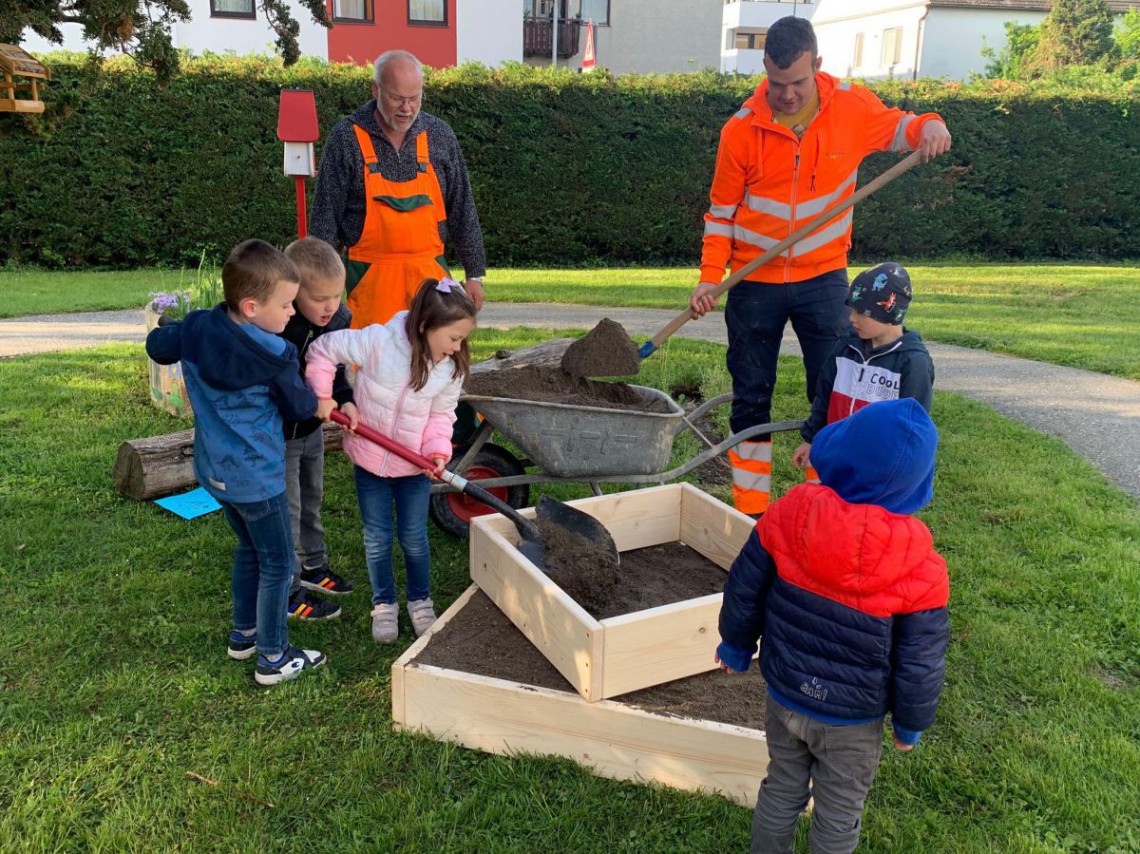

{"left": 0, "top": 44, "right": 49, "bottom": 114}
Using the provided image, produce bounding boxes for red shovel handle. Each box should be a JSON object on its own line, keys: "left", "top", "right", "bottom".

{"left": 329, "top": 409, "right": 434, "bottom": 470}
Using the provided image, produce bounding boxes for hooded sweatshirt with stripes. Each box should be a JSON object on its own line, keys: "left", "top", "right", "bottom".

{"left": 800, "top": 328, "right": 934, "bottom": 444}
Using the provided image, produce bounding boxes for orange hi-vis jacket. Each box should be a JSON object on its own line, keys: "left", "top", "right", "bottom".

{"left": 700, "top": 72, "right": 943, "bottom": 286}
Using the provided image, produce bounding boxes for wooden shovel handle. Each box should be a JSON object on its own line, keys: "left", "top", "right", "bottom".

{"left": 645, "top": 149, "right": 924, "bottom": 354}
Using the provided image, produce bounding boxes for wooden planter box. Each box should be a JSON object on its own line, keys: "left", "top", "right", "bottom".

{"left": 470, "top": 483, "right": 755, "bottom": 703}
{"left": 392, "top": 585, "right": 767, "bottom": 807}
{"left": 144, "top": 305, "right": 194, "bottom": 419}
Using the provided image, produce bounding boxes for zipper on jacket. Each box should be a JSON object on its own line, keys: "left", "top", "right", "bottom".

{"left": 786, "top": 150, "right": 801, "bottom": 280}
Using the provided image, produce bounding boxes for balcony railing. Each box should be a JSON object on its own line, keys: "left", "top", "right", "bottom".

{"left": 523, "top": 17, "right": 581, "bottom": 59}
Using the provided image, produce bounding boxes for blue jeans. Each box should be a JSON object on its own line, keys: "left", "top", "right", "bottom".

{"left": 220, "top": 492, "right": 293, "bottom": 658}
{"left": 751, "top": 696, "right": 885, "bottom": 854}
{"left": 725, "top": 270, "right": 850, "bottom": 437}
{"left": 354, "top": 466, "right": 432, "bottom": 606}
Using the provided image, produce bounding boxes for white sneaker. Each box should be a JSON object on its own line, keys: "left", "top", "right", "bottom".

{"left": 371, "top": 603, "right": 399, "bottom": 643}
{"left": 407, "top": 598, "right": 437, "bottom": 637}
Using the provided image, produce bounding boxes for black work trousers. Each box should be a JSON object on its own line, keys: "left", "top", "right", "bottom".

{"left": 725, "top": 269, "right": 851, "bottom": 438}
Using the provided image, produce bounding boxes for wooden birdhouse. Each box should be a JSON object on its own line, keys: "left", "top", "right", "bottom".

{"left": 0, "top": 44, "right": 50, "bottom": 114}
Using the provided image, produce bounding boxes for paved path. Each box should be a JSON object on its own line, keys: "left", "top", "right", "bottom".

{"left": 3, "top": 304, "right": 1138, "bottom": 501}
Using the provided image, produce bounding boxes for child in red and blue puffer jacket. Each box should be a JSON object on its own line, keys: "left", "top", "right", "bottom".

{"left": 717, "top": 397, "right": 949, "bottom": 854}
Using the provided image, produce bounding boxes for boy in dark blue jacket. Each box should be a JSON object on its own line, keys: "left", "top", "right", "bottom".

{"left": 717, "top": 398, "right": 949, "bottom": 854}
{"left": 279, "top": 237, "right": 358, "bottom": 623}
{"left": 147, "top": 239, "right": 328, "bottom": 686}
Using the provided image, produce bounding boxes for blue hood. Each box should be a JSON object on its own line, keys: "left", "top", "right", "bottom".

{"left": 810, "top": 398, "right": 937, "bottom": 515}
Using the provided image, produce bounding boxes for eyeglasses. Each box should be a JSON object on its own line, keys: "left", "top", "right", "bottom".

{"left": 380, "top": 89, "right": 423, "bottom": 108}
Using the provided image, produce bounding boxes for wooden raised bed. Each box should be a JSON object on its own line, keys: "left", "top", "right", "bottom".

{"left": 392, "top": 585, "right": 768, "bottom": 807}
{"left": 469, "top": 483, "right": 755, "bottom": 702}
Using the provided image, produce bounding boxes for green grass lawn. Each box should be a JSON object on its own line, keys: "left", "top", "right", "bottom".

{"left": 1, "top": 330, "right": 1138, "bottom": 852}
{"left": 3, "top": 262, "right": 1139, "bottom": 379}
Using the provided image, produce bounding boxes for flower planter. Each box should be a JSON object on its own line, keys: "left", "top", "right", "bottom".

{"left": 144, "top": 305, "right": 194, "bottom": 419}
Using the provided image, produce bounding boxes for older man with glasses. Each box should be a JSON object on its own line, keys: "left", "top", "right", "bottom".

{"left": 310, "top": 49, "right": 486, "bottom": 330}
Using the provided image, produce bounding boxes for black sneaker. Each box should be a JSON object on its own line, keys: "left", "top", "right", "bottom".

{"left": 254, "top": 646, "right": 327, "bottom": 686}
{"left": 227, "top": 630, "right": 257, "bottom": 661}
{"left": 299, "top": 564, "right": 355, "bottom": 596}
{"left": 286, "top": 591, "right": 342, "bottom": 621}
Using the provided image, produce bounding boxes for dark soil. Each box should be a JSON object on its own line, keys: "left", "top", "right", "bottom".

{"left": 560, "top": 318, "right": 641, "bottom": 378}
{"left": 535, "top": 517, "right": 620, "bottom": 615}
{"left": 414, "top": 589, "right": 766, "bottom": 729}
{"left": 464, "top": 365, "right": 673, "bottom": 413}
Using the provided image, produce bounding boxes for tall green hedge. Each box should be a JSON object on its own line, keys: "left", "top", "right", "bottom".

{"left": 2, "top": 56, "right": 1139, "bottom": 268}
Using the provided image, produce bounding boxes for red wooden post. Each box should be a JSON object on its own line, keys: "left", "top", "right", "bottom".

{"left": 277, "top": 89, "right": 320, "bottom": 239}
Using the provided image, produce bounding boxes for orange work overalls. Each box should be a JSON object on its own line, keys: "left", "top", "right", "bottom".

{"left": 344, "top": 124, "right": 449, "bottom": 330}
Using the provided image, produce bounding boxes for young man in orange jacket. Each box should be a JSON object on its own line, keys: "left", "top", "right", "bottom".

{"left": 690, "top": 16, "right": 952, "bottom": 517}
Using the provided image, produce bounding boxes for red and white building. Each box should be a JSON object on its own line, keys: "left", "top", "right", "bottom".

{"left": 21, "top": 0, "right": 520, "bottom": 69}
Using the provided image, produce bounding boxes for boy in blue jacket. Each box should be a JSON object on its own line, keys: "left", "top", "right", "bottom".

{"left": 147, "top": 239, "right": 328, "bottom": 686}
{"left": 717, "top": 398, "right": 949, "bottom": 854}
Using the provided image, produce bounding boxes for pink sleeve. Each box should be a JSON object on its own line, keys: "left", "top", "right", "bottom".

{"left": 419, "top": 375, "right": 462, "bottom": 462}
{"left": 305, "top": 337, "right": 340, "bottom": 399}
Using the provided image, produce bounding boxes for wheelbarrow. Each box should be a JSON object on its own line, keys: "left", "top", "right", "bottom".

{"left": 428, "top": 385, "right": 803, "bottom": 538}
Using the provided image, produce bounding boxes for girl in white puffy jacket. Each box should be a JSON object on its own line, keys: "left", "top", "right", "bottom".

{"left": 306, "top": 277, "right": 476, "bottom": 643}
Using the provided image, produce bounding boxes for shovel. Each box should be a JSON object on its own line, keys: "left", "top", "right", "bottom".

{"left": 328, "top": 410, "right": 619, "bottom": 571}
{"left": 563, "top": 149, "right": 925, "bottom": 373}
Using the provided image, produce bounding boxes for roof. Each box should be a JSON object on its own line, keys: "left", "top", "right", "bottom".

{"left": 927, "top": 0, "right": 1140, "bottom": 11}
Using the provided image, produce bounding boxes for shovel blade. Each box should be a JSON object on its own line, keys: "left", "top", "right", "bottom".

{"left": 535, "top": 495, "right": 620, "bottom": 567}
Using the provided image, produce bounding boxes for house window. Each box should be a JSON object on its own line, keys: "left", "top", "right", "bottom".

{"left": 734, "top": 31, "right": 766, "bottom": 51}
{"left": 409, "top": 0, "right": 446, "bottom": 25}
{"left": 211, "top": 0, "right": 255, "bottom": 18}
{"left": 881, "top": 27, "right": 902, "bottom": 66}
{"left": 853, "top": 32, "right": 864, "bottom": 67}
{"left": 579, "top": 0, "right": 609, "bottom": 26}
{"left": 334, "top": 0, "right": 371, "bottom": 21}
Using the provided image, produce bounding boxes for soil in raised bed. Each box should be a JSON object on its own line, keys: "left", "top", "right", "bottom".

{"left": 414, "top": 543, "right": 766, "bottom": 729}
{"left": 465, "top": 365, "right": 674, "bottom": 413}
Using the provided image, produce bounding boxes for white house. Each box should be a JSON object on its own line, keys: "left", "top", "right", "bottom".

{"left": 803, "top": 0, "right": 1139, "bottom": 82}
{"left": 721, "top": 1, "right": 1140, "bottom": 81}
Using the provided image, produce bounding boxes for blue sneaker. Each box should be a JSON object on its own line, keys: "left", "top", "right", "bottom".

{"left": 254, "top": 646, "right": 327, "bottom": 686}
{"left": 227, "top": 630, "right": 257, "bottom": 661}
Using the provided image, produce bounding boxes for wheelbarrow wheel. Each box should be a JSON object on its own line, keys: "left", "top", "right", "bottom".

{"left": 429, "top": 444, "right": 531, "bottom": 539}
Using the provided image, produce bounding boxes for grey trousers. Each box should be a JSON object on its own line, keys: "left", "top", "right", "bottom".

{"left": 285, "top": 428, "right": 328, "bottom": 595}
{"left": 751, "top": 696, "right": 885, "bottom": 854}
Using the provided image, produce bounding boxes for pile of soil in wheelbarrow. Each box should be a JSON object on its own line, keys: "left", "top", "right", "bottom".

{"left": 415, "top": 546, "right": 765, "bottom": 728}
{"left": 465, "top": 365, "right": 673, "bottom": 414}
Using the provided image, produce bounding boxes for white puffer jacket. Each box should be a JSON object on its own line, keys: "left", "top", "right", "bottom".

{"left": 305, "top": 312, "right": 461, "bottom": 478}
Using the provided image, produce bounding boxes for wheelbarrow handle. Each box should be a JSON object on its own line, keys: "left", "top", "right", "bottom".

{"left": 639, "top": 149, "right": 924, "bottom": 360}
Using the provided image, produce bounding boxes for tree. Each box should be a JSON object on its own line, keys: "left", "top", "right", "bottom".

{"left": 981, "top": 21, "right": 1042, "bottom": 79}
{"left": 0, "top": 0, "right": 329, "bottom": 81}
{"left": 1025, "top": 0, "right": 1117, "bottom": 75}
{"left": 1117, "top": 9, "right": 1140, "bottom": 60}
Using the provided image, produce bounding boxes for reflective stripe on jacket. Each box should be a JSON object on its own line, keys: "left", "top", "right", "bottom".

{"left": 701, "top": 72, "right": 942, "bottom": 285}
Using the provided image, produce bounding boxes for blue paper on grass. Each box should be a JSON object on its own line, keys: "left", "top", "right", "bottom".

{"left": 155, "top": 487, "right": 221, "bottom": 519}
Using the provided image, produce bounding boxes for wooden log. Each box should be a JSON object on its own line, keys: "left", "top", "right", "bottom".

{"left": 113, "top": 424, "right": 345, "bottom": 501}
{"left": 469, "top": 338, "right": 575, "bottom": 376}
